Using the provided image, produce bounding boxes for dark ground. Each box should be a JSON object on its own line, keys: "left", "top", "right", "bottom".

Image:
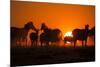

{"left": 11, "top": 45, "right": 95, "bottom": 67}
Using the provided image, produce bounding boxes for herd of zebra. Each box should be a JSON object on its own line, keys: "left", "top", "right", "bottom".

{"left": 11, "top": 21, "right": 95, "bottom": 48}
{"left": 64, "top": 25, "right": 95, "bottom": 47}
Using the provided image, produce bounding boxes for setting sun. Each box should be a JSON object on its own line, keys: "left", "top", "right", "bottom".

{"left": 64, "top": 32, "right": 73, "bottom": 37}
{"left": 11, "top": 1, "right": 95, "bottom": 47}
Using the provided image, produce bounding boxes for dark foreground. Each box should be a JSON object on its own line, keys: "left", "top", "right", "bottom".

{"left": 11, "top": 46, "right": 95, "bottom": 66}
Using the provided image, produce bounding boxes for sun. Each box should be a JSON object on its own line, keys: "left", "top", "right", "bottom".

{"left": 64, "top": 31, "right": 73, "bottom": 37}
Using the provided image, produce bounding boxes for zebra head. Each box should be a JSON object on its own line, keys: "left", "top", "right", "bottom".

{"left": 24, "top": 21, "right": 37, "bottom": 31}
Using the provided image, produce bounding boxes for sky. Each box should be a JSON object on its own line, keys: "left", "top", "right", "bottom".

{"left": 11, "top": 1, "right": 95, "bottom": 34}
{"left": 11, "top": 1, "right": 95, "bottom": 46}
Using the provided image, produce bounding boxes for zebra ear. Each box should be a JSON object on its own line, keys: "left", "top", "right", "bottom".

{"left": 87, "top": 24, "right": 89, "bottom": 26}
{"left": 28, "top": 21, "right": 33, "bottom": 25}
{"left": 85, "top": 24, "right": 89, "bottom": 30}
{"left": 24, "top": 22, "right": 30, "bottom": 28}
{"left": 42, "top": 23, "right": 45, "bottom": 26}
{"left": 85, "top": 24, "right": 89, "bottom": 27}
{"left": 30, "top": 21, "right": 33, "bottom": 24}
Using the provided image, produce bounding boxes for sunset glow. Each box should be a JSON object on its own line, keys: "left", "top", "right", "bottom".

{"left": 11, "top": 1, "right": 95, "bottom": 65}
{"left": 11, "top": 1, "right": 95, "bottom": 47}
{"left": 64, "top": 32, "right": 73, "bottom": 37}
{"left": 66, "top": 41, "right": 71, "bottom": 44}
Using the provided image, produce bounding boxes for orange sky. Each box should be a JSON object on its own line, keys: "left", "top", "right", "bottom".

{"left": 11, "top": 1, "right": 95, "bottom": 46}
{"left": 11, "top": 1, "right": 95, "bottom": 34}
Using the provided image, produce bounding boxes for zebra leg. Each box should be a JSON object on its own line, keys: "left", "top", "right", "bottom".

{"left": 35, "top": 41, "right": 37, "bottom": 47}
{"left": 40, "top": 41, "right": 42, "bottom": 47}
{"left": 19, "top": 39, "right": 22, "bottom": 47}
{"left": 71, "top": 41, "right": 72, "bottom": 46}
{"left": 36, "top": 40, "right": 38, "bottom": 47}
{"left": 12, "top": 39, "right": 17, "bottom": 47}
{"left": 35, "top": 41, "right": 38, "bottom": 47}
{"left": 26, "top": 39, "right": 27, "bottom": 47}
{"left": 33, "top": 41, "right": 35, "bottom": 47}
{"left": 64, "top": 40, "right": 66, "bottom": 44}
{"left": 74, "top": 40, "right": 76, "bottom": 47}
{"left": 31, "top": 40, "right": 33, "bottom": 47}
{"left": 85, "top": 40, "right": 87, "bottom": 47}
{"left": 82, "top": 41, "right": 84, "bottom": 47}
{"left": 34, "top": 41, "right": 35, "bottom": 47}
{"left": 46, "top": 41, "right": 49, "bottom": 46}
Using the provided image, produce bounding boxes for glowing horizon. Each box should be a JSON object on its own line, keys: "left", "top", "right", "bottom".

{"left": 11, "top": 1, "right": 95, "bottom": 46}
{"left": 11, "top": 1, "right": 95, "bottom": 36}
{"left": 64, "top": 32, "right": 73, "bottom": 37}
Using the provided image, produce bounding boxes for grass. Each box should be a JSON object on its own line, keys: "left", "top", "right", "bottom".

{"left": 11, "top": 45, "right": 95, "bottom": 66}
